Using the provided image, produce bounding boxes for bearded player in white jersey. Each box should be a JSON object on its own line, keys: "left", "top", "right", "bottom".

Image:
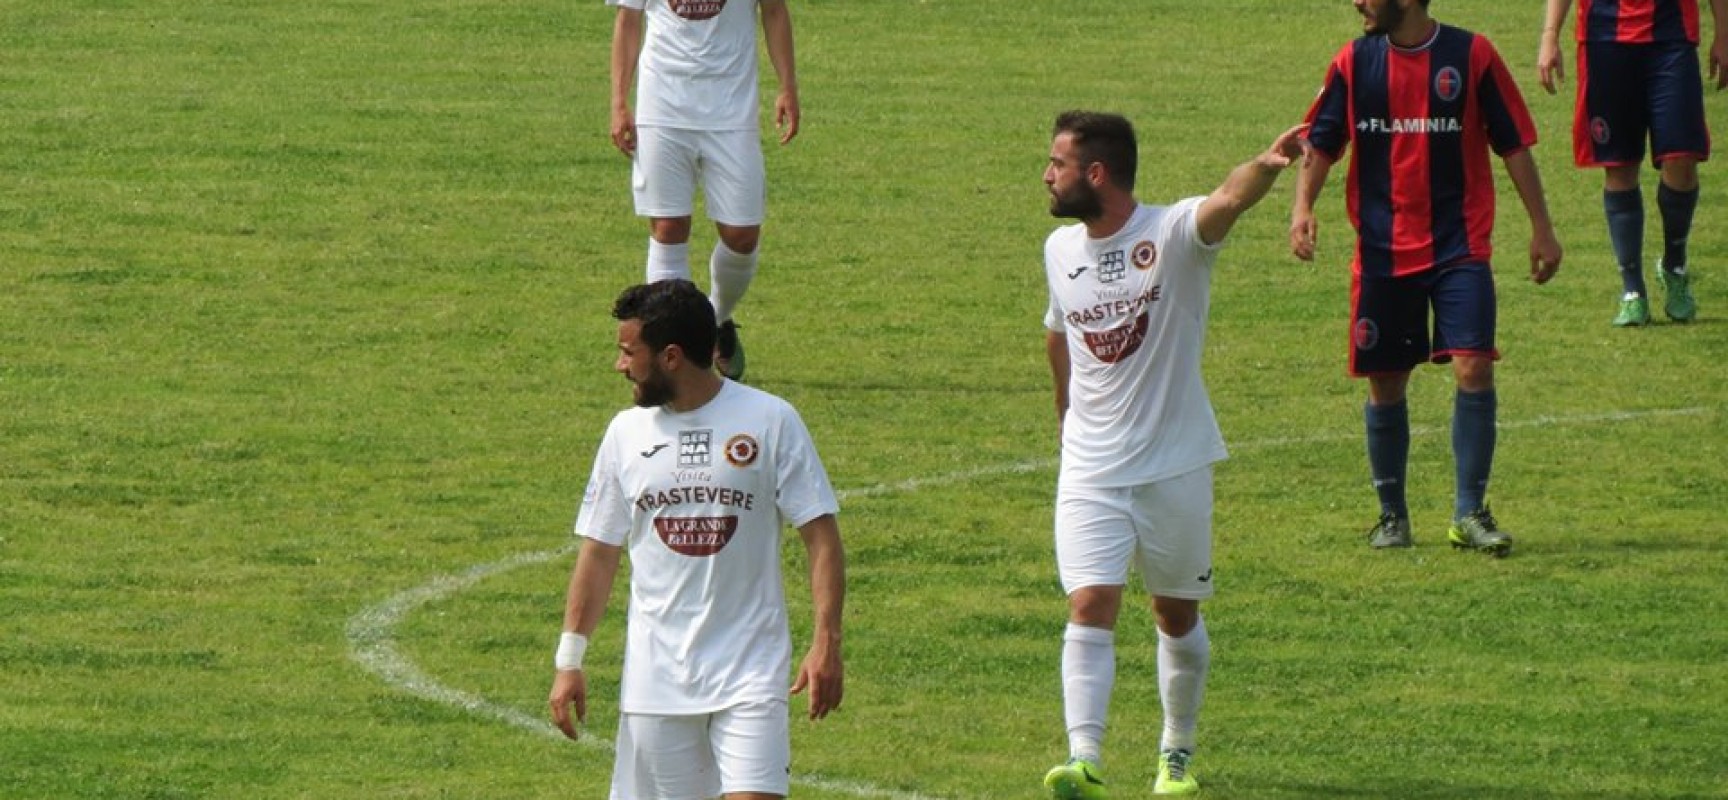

{"left": 609, "top": 0, "right": 800, "bottom": 381}
{"left": 1039, "top": 112, "right": 1307, "bottom": 799}
{"left": 548, "top": 280, "right": 844, "bottom": 800}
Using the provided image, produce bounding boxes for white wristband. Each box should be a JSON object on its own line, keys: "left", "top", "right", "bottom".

{"left": 555, "top": 632, "right": 588, "bottom": 672}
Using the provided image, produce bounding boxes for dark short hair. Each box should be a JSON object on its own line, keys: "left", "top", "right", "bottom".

{"left": 612, "top": 279, "right": 716, "bottom": 369}
{"left": 1053, "top": 110, "right": 1137, "bottom": 192}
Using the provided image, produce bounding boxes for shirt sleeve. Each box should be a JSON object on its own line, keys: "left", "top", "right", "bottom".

{"left": 1472, "top": 35, "right": 1538, "bottom": 156}
{"left": 1043, "top": 233, "right": 1067, "bottom": 332}
{"left": 772, "top": 403, "right": 839, "bottom": 529}
{"left": 1303, "top": 46, "right": 1354, "bottom": 160}
{"left": 574, "top": 418, "right": 633, "bottom": 545}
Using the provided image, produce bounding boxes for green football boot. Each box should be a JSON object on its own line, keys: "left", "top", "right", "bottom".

{"left": 1659, "top": 264, "right": 1696, "bottom": 323}
{"left": 1044, "top": 757, "right": 1108, "bottom": 800}
{"left": 1154, "top": 748, "right": 1199, "bottom": 795}
{"left": 1612, "top": 293, "right": 1650, "bottom": 327}
{"left": 1367, "top": 512, "right": 1413, "bottom": 549}
{"left": 1448, "top": 506, "right": 1512, "bottom": 557}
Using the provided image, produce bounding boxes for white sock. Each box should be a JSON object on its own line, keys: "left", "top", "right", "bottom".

{"left": 1061, "top": 623, "right": 1114, "bottom": 763}
{"left": 1157, "top": 616, "right": 1209, "bottom": 753}
{"left": 708, "top": 242, "right": 758, "bottom": 323}
{"left": 645, "top": 239, "right": 691, "bottom": 284}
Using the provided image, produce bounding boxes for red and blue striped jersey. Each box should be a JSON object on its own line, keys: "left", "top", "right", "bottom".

{"left": 1304, "top": 24, "right": 1538, "bottom": 278}
{"left": 1575, "top": 0, "right": 1700, "bottom": 45}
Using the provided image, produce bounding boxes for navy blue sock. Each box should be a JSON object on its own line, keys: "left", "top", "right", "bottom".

{"left": 1604, "top": 188, "right": 1645, "bottom": 296}
{"left": 1656, "top": 182, "right": 1697, "bottom": 274}
{"left": 1365, "top": 401, "right": 1409, "bottom": 518}
{"left": 1452, "top": 389, "right": 1497, "bottom": 519}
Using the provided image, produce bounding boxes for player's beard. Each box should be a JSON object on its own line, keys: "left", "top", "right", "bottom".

{"left": 1364, "top": 1, "right": 1405, "bottom": 35}
{"left": 1049, "top": 180, "right": 1103, "bottom": 221}
{"left": 631, "top": 361, "right": 676, "bottom": 408}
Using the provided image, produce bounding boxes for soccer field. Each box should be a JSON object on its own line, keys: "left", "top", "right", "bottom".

{"left": 3, "top": 1, "right": 1725, "bottom": 798}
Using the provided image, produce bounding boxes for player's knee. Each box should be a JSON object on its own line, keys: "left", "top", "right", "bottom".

{"left": 651, "top": 217, "right": 694, "bottom": 244}
{"left": 1153, "top": 597, "right": 1199, "bottom": 637}
{"left": 717, "top": 225, "right": 760, "bottom": 254}
{"left": 1453, "top": 357, "right": 1494, "bottom": 392}
{"left": 1067, "top": 586, "right": 1123, "bottom": 628}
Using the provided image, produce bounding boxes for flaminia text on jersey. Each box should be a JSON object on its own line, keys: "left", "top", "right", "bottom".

{"left": 1066, "top": 285, "right": 1162, "bottom": 327}
{"left": 635, "top": 485, "right": 757, "bottom": 513}
{"left": 1355, "top": 116, "right": 1464, "bottom": 135}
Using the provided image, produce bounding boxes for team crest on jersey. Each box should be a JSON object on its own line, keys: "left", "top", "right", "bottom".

{"left": 668, "top": 0, "right": 726, "bottom": 21}
{"left": 654, "top": 516, "right": 738, "bottom": 557}
{"left": 1590, "top": 116, "right": 1611, "bottom": 145}
{"left": 723, "top": 434, "right": 760, "bottom": 468}
{"left": 1131, "top": 240, "right": 1157, "bottom": 270}
{"left": 1096, "top": 249, "right": 1127, "bottom": 283}
{"left": 1353, "top": 318, "right": 1380, "bottom": 351}
{"left": 1434, "top": 66, "right": 1462, "bottom": 102}
{"left": 679, "top": 430, "right": 713, "bottom": 468}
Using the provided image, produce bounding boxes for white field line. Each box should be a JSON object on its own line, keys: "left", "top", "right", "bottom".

{"left": 345, "top": 404, "right": 1708, "bottom": 798}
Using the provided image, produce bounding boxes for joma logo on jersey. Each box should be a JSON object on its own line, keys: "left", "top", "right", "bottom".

{"left": 1355, "top": 117, "right": 1463, "bottom": 134}
{"left": 1096, "top": 249, "right": 1127, "bottom": 283}
{"left": 679, "top": 430, "right": 713, "bottom": 468}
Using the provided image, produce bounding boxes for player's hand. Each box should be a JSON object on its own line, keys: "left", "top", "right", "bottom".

{"left": 1530, "top": 230, "right": 1562, "bottom": 284}
{"left": 548, "top": 669, "right": 589, "bottom": 740}
{"left": 611, "top": 107, "right": 637, "bottom": 157}
{"left": 1260, "top": 123, "right": 1311, "bottom": 170}
{"left": 1290, "top": 210, "right": 1319, "bottom": 262}
{"left": 1710, "top": 34, "right": 1727, "bottom": 90}
{"left": 1537, "top": 40, "right": 1565, "bottom": 94}
{"left": 775, "top": 90, "right": 801, "bottom": 145}
{"left": 790, "top": 641, "right": 842, "bottom": 720}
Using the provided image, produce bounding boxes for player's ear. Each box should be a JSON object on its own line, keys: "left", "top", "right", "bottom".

{"left": 1085, "top": 161, "right": 1108, "bottom": 189}
{"left": 658, "top": 343, "right": 685, "bottom": 370}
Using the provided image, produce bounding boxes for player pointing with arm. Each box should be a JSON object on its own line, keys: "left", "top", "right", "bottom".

{"left": 1039, "top": 112, "right": 1305, "bottom": 799}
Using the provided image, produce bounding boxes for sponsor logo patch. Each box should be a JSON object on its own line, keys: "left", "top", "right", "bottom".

{"left": 654, "top": 516, "right": 738, "bottom": 556}
{"left": 679, "top": 430, "right": 713, "bottom": 468}
{"left": 1083, "top": 311, "right": 1150, "bottom": 363}
{"left": 668, "top": 0, "right": 726, "bottom": 21}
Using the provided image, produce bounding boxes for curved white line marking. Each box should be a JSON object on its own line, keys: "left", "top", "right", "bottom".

{"left": 347, "top": 405, "right": 1708, "bottom": 797}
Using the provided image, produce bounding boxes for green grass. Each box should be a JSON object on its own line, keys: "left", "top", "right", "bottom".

{"left": 2, "top": 0, "right": 1725, "bottom": 797}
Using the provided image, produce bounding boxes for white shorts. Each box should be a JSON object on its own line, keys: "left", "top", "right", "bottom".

{"left": 631, "top": 125, "right": 766, "bottom": 226}
{"left": 1054, "top": 466, "right": 1215, "bottom": 600}
{"left": 609, "top": 699, "right": 791, "bottom": 800}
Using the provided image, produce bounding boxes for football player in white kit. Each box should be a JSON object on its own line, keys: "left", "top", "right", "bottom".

{"left": 1039, "top": 112, "right": 1308, "bottom": 799}
{"left": 548, "top": 280, "right": 844, "bottom": 800}
{"left": 609, "top": 0, "right": 801, "bottom": 381}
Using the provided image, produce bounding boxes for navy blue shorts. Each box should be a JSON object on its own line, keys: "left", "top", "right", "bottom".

{"left": 1574, "top": 41, "right": 1711, "bottom": 168}
{"left": 1348, "top": 262, "right": 1498, "bottom": 377}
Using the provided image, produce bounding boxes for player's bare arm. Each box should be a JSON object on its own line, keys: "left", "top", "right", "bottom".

{"left": 609, "top": 6, "right": 645, "bottom": 156}
{"left": 1502, "top": 149, "right": 1563, "bottom": 284}
{"left": 1289, "top": 149, "right": 1335, "bottom": 262}
{"left": 791, "top": 513, "right": 844, "bottom": 719}
{"left": 1045, "top": 329, "right": 1070, "bottom": 431}
{"left": 548, "top": 537, "right": 623, "bottom": 740}
{"left": 1196, "top": 124, "right": 1309, "bottom": 246}
{"left": 1537, "top": 0, "right": 1572, "bottom": 93}
{"left": 1711, "top": 0, "right": 1728, "bottom": 89}
{"left": 760, "top": 0, "right": 800, "bottom": 145}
